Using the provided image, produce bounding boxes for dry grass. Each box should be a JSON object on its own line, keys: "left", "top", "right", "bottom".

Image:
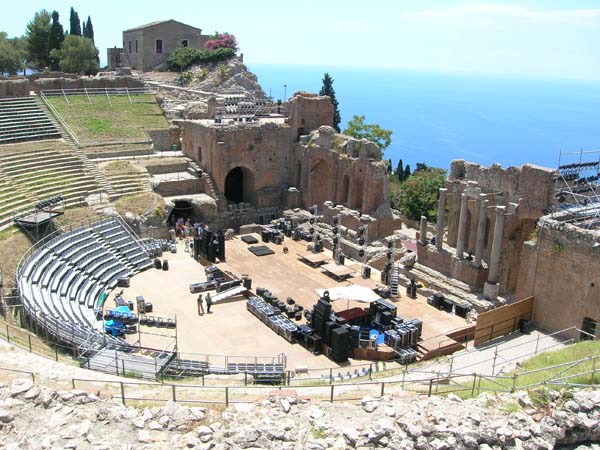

{"left": 0, "top": 227, "right": 33, "bottom": 287}
{"left": 0, "top": 139, "right": 69, "bottom": 155}
{"left": 113, "top": 193, "right": 165, "bottom": 218}
{"left": 101, "top": 160, "right": 140, "bottom": 174}
{"left": 138, "top": 157, "right": 188, "bottom": 168}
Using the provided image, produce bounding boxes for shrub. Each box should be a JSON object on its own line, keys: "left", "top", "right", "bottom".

{"left": 167, "top": 47, "right": 235, "bottom": 71}
{"left": 204, "top": 33, "right": 237, "bottom": 51}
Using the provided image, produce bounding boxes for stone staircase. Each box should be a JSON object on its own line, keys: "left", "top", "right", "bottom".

{"left": 202, "top": 172, "right": 227, "bottom": 210}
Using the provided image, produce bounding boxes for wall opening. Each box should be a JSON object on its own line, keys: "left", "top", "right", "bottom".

{"left": 341, "top": 175, "right": 350, "bottom": 204}
{"left": 225, "top": 166, "right": 255, "bottom": 205}
{"left": 168, "top": 200, "right": 194, "bottom": 225}
{"left": 581, "top": 317, "right": 597, "bottom": 340}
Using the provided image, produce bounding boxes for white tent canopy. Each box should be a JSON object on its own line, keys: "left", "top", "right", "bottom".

{"left": 315, "top": 285, "right": 380, "bottom": 304}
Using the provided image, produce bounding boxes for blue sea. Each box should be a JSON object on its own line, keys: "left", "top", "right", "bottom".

{"left": 248, "top": 63, "right": 600, "bottom": 172}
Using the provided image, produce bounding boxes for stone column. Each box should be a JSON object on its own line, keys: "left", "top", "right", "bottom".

{"left": 483, "top": 206, "right": 506, "bottom": 300}
{"left": 419, "top": 216, "right": 427, "bottom": 244}
{"left": 435, "top": 188, "right": 447, "bottom": 251}
{"left": 455, "top": 193, "right": 468, "bottom": 259}
{"left": 474, "top": 195, "right": 488, "bottom": 267}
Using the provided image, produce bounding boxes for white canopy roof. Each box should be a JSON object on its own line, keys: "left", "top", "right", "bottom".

{"left": 315, "top": 285, "right": 380, "bottom": 303}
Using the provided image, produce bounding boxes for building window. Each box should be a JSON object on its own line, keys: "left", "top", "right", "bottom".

{"left": 581, "top": 317, "right": 597, "bottom": 340}
{"left": 156, "top": 39, "right": 163, "bottom": 54}
{"left": 135, "top": 40, "right": 138, "bottom": 53}
{"left": 128, "top": 41, "right": 132, "bottom": 53}
{"left": 181, "top": 39, "right": 189, "bottom": 47}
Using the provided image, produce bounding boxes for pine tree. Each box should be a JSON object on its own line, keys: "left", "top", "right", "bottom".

{"left": 25, "top": 9, "right": 51, "bottom": 69}
{"left": 84, "top": 16, "right": 94, "bottom": 43}
{"left": 48, "top": 11, "right": 64, "bottom": 71}
{"left": 319, "top": 73, "right": 341, "bottom": 132}
{"left": 396, "top": 159, "right": 404, "bottom": 182}
{"left": 69, "top": 7, "right": 81, "bottom": 36}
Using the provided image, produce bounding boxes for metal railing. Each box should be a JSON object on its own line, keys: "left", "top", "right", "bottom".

{"left": 40, "top": 87, "right": 156, "bottom": 101}
{"left": 39, "top": 91, "right": 80, "bottom": 145}
{"left": 1, "top": 353, "right": 598, "bottom": 407}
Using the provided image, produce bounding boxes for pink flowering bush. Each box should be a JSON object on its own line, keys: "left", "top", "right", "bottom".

{"left": 204, "top": 33, "right": 237, "bottom": 51}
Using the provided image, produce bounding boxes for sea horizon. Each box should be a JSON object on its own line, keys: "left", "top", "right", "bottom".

{"left": 248, "top": 62, "right": 600, "bottom": 173}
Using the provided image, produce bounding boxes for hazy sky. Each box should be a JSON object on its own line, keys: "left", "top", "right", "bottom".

{"left": 3, "top": 0, "right": 600, "bottom": 80}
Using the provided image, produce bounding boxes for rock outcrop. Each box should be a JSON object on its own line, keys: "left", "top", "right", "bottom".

{"left": 2, "top": 376, "right": 600, "bottom": 449}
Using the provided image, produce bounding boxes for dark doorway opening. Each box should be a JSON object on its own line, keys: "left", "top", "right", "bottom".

{"left": 224, "top": 166, "right": 255, "bottom": 204}
{"left": 168, "top": 200, "right": 193, "bottom": 226}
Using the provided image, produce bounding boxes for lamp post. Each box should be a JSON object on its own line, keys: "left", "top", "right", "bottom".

{"left": 284, "top": 84, "right": 287, "bottom": 101}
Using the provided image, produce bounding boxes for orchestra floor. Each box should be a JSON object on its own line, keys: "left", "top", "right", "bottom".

{"left": 108, "top": 234, "right": 467, "bottom": 371}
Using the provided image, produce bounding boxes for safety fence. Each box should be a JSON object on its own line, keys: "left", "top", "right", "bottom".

{"left": 1, "top": 353, "right": 599, "bottom": 407}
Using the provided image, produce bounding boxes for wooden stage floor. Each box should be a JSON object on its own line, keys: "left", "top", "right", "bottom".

{"left": 107, "top": 234, "right": 467, "bottom": 370}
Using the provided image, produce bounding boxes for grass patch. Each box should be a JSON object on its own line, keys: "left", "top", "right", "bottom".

{"left": 451, "top": 340, "right": 600, "bottom": 399}
{"left": 103, "top": 160, "right": 137, "bottom": 173}
{"left": 83, "top": 117, "right": 111, "bottom": 133}
{"left": 47, "top": 94, "right": 169, "bottom": 143}
{"left": 113, "top": 193, "right": 164, "bottom": 218}
{"left": 310, "top": 427, "right": 327, "bottom": 439}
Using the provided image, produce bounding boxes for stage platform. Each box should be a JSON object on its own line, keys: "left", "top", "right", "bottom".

{"left": 15, "top": 210, "right": 63, "bottom": 227}
{"left": 298, "top": 252, "right": 331, "bottom": 267}
{"left": 108, "top": 234, "right": 468, "bottom": 370}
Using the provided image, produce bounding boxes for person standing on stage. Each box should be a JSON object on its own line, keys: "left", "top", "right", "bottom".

{"left": 197, "top": 293, "right": 204, "bottom": 315}
{"left": 206, "top": 293, "right": 213, "bottom": 313}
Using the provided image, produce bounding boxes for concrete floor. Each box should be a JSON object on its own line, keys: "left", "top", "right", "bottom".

{"left": 107, "top": 235, "right": 467, "bottom": 371}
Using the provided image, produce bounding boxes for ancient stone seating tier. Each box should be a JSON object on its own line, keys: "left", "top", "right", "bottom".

{"left": 17, "top": 217, "right": 153, "bottom": 352}
{"left": 0, "top": 139, "right": 103, "bottom": 230}
{"left": 0, "top": 97, "right": 60, "bottom": 144}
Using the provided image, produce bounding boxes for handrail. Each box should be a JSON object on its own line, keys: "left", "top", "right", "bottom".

{"left": 40, "top": 87, "right": 156, "bottom": 96}
{"left": 39, "top": 91, "right": 80, "bottom": 146}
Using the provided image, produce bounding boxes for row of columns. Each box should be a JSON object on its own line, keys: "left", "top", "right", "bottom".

{"left": 429, "top": 187, "right": 507, "bottom": 299}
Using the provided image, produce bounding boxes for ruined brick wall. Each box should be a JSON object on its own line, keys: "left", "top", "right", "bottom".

{"left": 287, "top": 92, "right": 333, "bottom": 140}
{"left": 0, "top": 76, "right": 144, "bottom": 98}
{"left": 155, "top": 178, "right": 205, "bottom": 197}
{"left": 516, "top": 218, "right": 600, "bottom": 336}
{"left": 417, "top": 243, "right": 488, "bottom": 289}
{"left": 439, "top": 160, "right": 555, "bottom": 294}
{"left": 182, "top": 120, "right": 292, "bottom": 207}
{"left": 146, "top": 127, "right": 180, "bottom": 152}
{"left": 292, "top": 126, "right": 389, "bottom": 215}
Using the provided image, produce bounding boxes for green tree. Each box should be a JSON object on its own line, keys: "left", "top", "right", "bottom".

{"left": 69, "top": 7, "right": 81, "bottom": 36}
{"left": 10, "top": 36, "right": 28, "bottom": 75}
{"left": 319, "top": 73, "right": 341, "bottom": 132}
{"left": 50, "top": 35, "right": 98, "bottom": 74}
{"left": 48, "top": 11, "right": 65, "bottom": 71}
{"left": 343, "top": 115, "right": 393, "bottom": 152}
{"left": 82, "top": 21, "right": 86, "bottom": 39}
{"left": 392, "top": 167, "right": 446, "bottom": 221}
{"left": 404, "top": 164, "right": 411, "bottom": 181}
{"left": 395, "top": 159, "right": 404, "bottom": 182}
{"left": 25, "top": 9, "right": 51, "bottom": 69}
{"left": 414, "top": 162, "right": 430, "bottom": 173}
{"left": 0, "top": 33, "right": 23, "bottom": 75}
{"left": 83, "top": 16, "right": 94, "bottom": 43}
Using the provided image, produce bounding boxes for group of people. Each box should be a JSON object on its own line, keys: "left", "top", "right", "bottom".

{"left": 196, "top": 292, "right": 213, "bottom": 315}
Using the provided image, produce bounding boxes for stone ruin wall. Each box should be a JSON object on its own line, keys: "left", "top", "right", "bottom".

{"left": 286, "top": 92, "right": 334, "bottom": 140}
{"left": 182, "top": 121, "right": 293, "bottom": 208}
{"left": 0, "top": 75, "right": 144, "bottom": 98}
{"left": 181, "top": 94, "right": 397, "bottom": 227}
{"left": 291, "top": 126, "right": 390, "bottom": 215}
{"left": 418, "top": 159, "right": 556, "bottom": 298}
{"left": 516, "top": 218, "right": 600, "bottom": 336}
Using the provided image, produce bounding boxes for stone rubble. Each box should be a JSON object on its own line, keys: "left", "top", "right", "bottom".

{"left": 1, "top": 377, "right": 600, "bottom": 449}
